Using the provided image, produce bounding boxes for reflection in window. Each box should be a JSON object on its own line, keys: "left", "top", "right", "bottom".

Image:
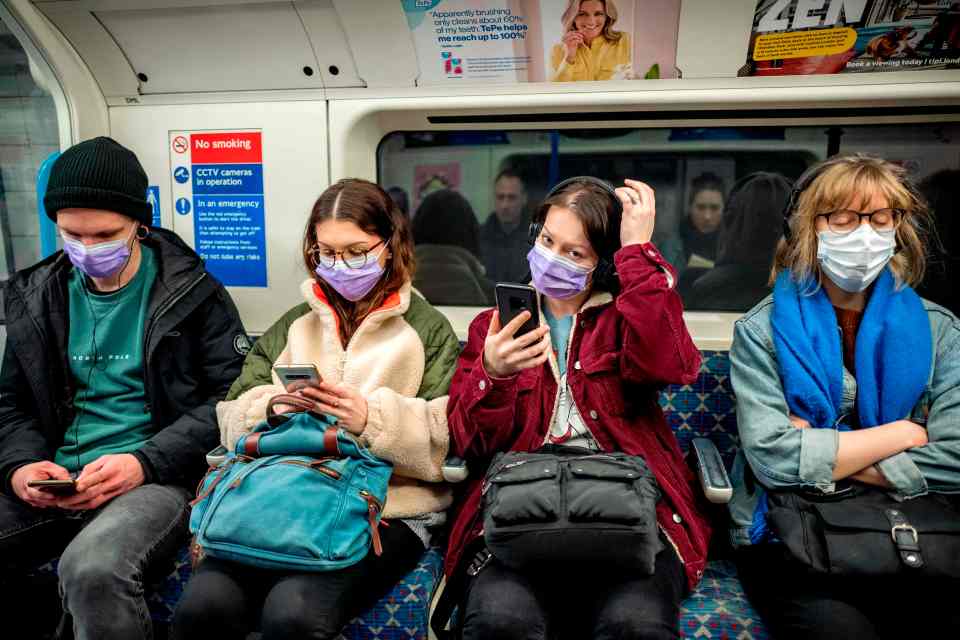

{"left": 380, "top": 124, "right": 960, "bottom": 315}
{"left": 0, "top": 19, "right": 59, "bottom": 282}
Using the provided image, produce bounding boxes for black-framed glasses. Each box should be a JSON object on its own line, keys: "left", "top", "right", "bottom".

{"left": 312, "top": 240, "right": 385, "bottom": 270}
{"left": 815, "top": 208, "right": 904, "bottom": 235}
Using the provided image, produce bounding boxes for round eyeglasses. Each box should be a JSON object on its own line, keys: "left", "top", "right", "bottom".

{"left": 815, "top": 208, "right": 904, "bottom": 235}
{"left": 312, "top": 240, "right": 385, "bottom": 270}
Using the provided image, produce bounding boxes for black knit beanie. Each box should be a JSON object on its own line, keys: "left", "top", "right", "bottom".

{"left": 43, "top": 136, "right": 152, "bottom": 226}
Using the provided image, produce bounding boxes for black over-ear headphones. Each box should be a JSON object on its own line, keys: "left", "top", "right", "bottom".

{"left": 780, "top": 159, "right": 843, "bottom": 241}
{"left": 529, "top": 176, "right": 623, "bottom": 287}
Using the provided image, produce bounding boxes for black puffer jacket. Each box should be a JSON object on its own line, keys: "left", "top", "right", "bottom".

{"left": 0, "top": 228, "right": 247, "bottom": 494}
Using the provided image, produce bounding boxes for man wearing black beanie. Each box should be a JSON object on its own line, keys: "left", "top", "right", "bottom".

{"left": 0, "top": 136, "right": 249, "bottom": 639}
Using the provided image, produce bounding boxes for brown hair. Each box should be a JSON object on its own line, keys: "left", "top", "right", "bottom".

{"left": 536, "top": 180, "right": 621, "bottom": 293}
{"left": 302, "top": 179, "right": 415, "bottom": 346}
{"left": 561, "top": 0, "right": 623, "bottom": 44}
{"left": 772, "top": 154, "right": 930, "bottom": 290}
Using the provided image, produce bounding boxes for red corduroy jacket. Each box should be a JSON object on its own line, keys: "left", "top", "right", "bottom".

{"left": 445, "top": 243, "right": 711, "bottom": 590}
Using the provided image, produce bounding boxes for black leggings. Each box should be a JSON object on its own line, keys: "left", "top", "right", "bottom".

{"left": 460, "top": 545, "right": 686, "bottom": 640}
{"left": 170, "top": 520, "right": 424, "bottom": 640}
{"left": 736, "top": 543, "right": 960, "bottom": 640}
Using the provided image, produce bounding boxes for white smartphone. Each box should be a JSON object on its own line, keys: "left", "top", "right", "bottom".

{"left": 205, "top": 445, "right": 229, "bottom": 467}
{"left": 273, "top": 364, "right": 322, "bottom": 388}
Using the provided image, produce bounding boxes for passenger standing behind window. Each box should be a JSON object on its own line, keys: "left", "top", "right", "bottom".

{"left": 387, "top": 185, "right": 410, "bottom": 218}
{"left": 171, "top": 179, "right": 460, "bottom": 640}
{"left": 728, "top": 155, "right": 960, "bottom": 639}
{"left": 662, "top": 172, "right": 726, "bottom": 279}
{"left": 446, "top": 178, "right": 710, "bottom": 640}
{"left": 684, "top": 172, "right": 790, "bottom": 311}
{"left": 479, "top": 169, "right": 531, "bottom": 283}
{"left": 412, "top": 189, "right": 494, "bottom": 306}
{"left": 916, "top": 168, "right": 960, "bottom": 316}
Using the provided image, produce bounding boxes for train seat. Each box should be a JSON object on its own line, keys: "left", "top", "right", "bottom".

{"left": 33, "top": 350, "right": 766, "bottom": 639}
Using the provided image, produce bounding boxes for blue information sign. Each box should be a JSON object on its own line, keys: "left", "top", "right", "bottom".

{"left": 169, "top": 131, "right": 267, "bottom": 287}
{"left": 147, "top": 186, "right": 161, "bottom": 227}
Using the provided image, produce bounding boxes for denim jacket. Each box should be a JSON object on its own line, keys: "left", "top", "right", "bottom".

{"left": 728, "top": 295, "right": 960, "bottom": 547}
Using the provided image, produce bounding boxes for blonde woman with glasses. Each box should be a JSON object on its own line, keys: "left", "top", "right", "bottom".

{"left": 727, "top": 154, "right": 960, "bottom": 639}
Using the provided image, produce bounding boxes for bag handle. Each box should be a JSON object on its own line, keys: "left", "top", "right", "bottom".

{"left": 244, "top": 387, "right": 342, "bottom": 459}
{"left": 266, "top": 393, "right": 318, "bottom": 423}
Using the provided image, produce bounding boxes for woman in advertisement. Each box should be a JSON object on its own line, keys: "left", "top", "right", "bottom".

{"left": 550, "top": 0, "right": 632, "bottom": 81}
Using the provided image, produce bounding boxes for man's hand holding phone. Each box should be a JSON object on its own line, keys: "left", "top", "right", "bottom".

{"left": 56, "top": 453, "right": 145, "bottom": 511}
{"left": 483, "top": 310, "right": 551, "bottom": 378}
{"left": 14, "top": 461, "right": 74, "bottom": 508}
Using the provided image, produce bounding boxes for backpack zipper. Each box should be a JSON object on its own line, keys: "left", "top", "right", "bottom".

{"left": 279, "top": 459, "right": 342, "bottom": 480}
{"left": 360, "top": 490, "right": 384, "bottom": 556}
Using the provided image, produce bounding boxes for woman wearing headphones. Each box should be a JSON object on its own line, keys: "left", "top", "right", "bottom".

{"left": 444, "top": 178, "right": 710, "bottom": 640}
{"left": 728, "top": 155, "right": 960, "bottom": 639}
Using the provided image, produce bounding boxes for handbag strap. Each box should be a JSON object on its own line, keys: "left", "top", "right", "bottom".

{"left": 265, "top": 393, "right": 319, "bottom": 428}
{"left": 884, "top": 508, "right": 925, "bottom": 569}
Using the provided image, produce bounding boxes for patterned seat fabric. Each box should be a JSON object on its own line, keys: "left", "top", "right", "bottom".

{"left": 40, "top": 351, "right": 765, "bottom": 640}
{"left": 666, "top": 350, "right": 769, "bottom": 640}
{"left": 142, "top": 546, "right": 445, "bottom": 639}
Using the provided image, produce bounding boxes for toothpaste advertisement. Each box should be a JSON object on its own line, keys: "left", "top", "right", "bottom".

{"left": 401, "top": 0, "right": 681, "bottom": 84}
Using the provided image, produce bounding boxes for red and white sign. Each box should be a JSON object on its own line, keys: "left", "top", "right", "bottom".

{"left": 190, "top": 132, "right": 263, "bottom": 164}
{"left": 172, "top": 135, "right": 189, "bottom": 154}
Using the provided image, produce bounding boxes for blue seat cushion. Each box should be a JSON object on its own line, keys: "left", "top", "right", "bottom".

{"left": 680, "top": 560, "right": 770, "bottom": 640}
{"left": 37, "top": 545, "right": 444, "bottom": 640}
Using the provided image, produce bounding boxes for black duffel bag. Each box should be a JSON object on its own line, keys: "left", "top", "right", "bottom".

{"left": 766, "top": 484, "right": 960, "bottom": 577}
{"left": 482, "top": 446, "right": 662, "bottom": 573}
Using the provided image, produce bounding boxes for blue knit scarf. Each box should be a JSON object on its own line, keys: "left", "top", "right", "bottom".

{"left": 749, "top": 268, "right": 931, "bottom": 543}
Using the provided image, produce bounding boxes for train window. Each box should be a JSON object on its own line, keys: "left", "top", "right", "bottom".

{"left": 0, "top": 17, "right": 61, "bottom": 289}
{"left": 379, "top": 123, "right": 960, "bottom": 314}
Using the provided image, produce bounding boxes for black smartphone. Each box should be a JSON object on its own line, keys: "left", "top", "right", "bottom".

{"left": 495, "top": 283, "right": 540, "bottom": 337}
{"left": 273, "top": 364, "right": 322, "bottom": 388}
{"left": 27, "top": 479, "right": 77, "bottom": 495}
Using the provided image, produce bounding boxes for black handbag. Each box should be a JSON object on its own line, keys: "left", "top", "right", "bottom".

{"left": 481, "top": 446, "right": 662, "bottom": 573}
{"left": 765, "top": 483, "right": 960, "bottom": 577}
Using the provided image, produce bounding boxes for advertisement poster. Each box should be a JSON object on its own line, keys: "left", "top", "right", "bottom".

{"left": 741, "top": 0, "right": 960, "bottom": 76}
{"left": 413, "top": 162, "right": 462, "bottom": 208}
{"left": 401, "top": 0, "right": 681, "bottom": 84}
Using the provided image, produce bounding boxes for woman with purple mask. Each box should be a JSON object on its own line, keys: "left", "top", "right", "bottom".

{"left": 445, "top": 178, "right": 709, "bottom": 640}
{"left": 172, "top": 179, "right": 460, "bottom": 640}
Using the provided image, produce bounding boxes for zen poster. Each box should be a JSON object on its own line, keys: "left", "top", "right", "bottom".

{"left": 401, "top": 0, "right": 681, "bottom": 84}
{"left": 741, "top": 0, "right": 960, "bottom": 76}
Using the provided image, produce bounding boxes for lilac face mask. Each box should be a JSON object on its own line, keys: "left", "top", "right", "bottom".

{"left": 527, "top": 242, "right": 594, "bottom": 299}
{"left": 314, "top": 245, "right": 387, "bottom": 302}
{"left": 61, "top": 231, "right": 134, "bottom": 279}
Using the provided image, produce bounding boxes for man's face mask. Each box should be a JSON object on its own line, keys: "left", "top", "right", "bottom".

{"left": 61, "top": 226, "right": 136, "bottom": 279}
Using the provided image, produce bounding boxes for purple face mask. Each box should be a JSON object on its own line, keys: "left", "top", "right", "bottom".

{"left": 61, "top": 232, "right": 133, "bottom": 279}
{"left": 527, "top": 242, "right": 594, "bottom": 299}
{"left": 314, "top": 245, "right": 387, "bottom": 302}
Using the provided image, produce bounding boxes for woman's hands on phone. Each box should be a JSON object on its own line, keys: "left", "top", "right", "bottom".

{"left": 281, "top": 379, "right": 368, "bottom": 435}
{"left": 483, "top": 310, "right": 551, "bottom": 378}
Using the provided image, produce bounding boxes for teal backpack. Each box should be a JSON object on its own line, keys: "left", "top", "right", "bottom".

{"left": 189, "top": 393, "right": 393, "bottom": 571}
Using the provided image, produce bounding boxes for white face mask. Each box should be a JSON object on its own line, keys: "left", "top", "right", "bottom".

{"left": 817, "top": 224, "right": 896, "bottom": 293}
